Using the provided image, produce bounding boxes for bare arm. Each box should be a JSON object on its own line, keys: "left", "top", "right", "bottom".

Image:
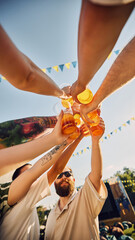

{"left": 0, "top": 25, "right": 64, "bottom": 98}
{"left": 0, "top": 111, "right": 67, "bottom": 175}
{"left": 47, "top": 134, "right": 83, "bottom": 185}
{"left": 89, "top": 118, "right": 105, "bottom": 193}
{"left": 8, "top": 140, "right": 69, "bottom": 206}
{"left": 80, "top": 37, "right": 135, "bottom": 121}
{"left": 70, "top": 0, "right": 134, "bottom": 102}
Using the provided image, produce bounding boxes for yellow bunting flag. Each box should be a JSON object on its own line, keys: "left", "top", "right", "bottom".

{"left": 107, "top": 52, "right": 112, "bottom": 59}
{"left": 114, "top": 129, "right": 117, "bottom": 133}
{"left": 107, "top": 134, "right": 111, "bottom": 138}
{"left": 100, "top": 138, "right": 103, "bottom": 142}
{"left": 42, "top": 68, "right": 46, "bottom": 73}
{"left": 2, "top": 76, "right": 7, "bottom": 80}
{"left": 65, "top": 63, "right": 71, "bottom": 69}
{"left": 53, "top": 66, "right": 59, "bottom": 72}
{"left": 84, "top": 148, "right": 86, "bottom": 152}
{"left": 122, "top": 123, "right": 126, "bottom": 127}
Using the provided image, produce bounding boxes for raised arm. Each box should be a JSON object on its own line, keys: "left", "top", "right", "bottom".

{"left": 0, "top": 25, "right": 64, "bottom": 98}
{"left": 47, "top": 134, "right": 83, "bottom": 185}
{"left": 80, "top": 37, "right": 135, "bottom": 121}
{"left": 89, "top": 118, "right": 105, "bottom": 193}
{"left": 0, "top": 111, "right": 67, "bottom": 175}
{"left": 8, "top": 140, "right": 70, "bottom": 206}
{"left": 70, "top": 0, "right": 134, "bottom": 102}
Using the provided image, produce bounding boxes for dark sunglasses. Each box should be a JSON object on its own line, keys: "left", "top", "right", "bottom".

{"left": 57, "top": 171, "right": 73, "bottom": 179}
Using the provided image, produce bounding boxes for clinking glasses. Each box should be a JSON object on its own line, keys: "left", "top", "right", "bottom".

{"left": 57, "top": 171, "right": 73, "bottom": 179}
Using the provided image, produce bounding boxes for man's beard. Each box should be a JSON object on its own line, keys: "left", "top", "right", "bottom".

{"left": 55, "top": 179, "right": 75, "bottom": 197}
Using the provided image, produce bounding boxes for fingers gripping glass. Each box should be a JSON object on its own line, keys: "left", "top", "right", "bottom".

{"left": 57, "top": 171, "right": 73, "bottom": 179}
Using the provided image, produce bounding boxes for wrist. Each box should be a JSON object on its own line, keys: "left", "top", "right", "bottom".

{"left": 76, "top": 79, "right": 86, "bottom": 91}
{"left": 91, "top": 137, "right": 100, "bottom": 144}
{"left": 56, "top": 89, "right": 65, "bottom": 98}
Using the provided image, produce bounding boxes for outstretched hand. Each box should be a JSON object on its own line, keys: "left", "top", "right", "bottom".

{"left": 89, "top": 117, "right": 105, "bottom": 140}
{"left": 70, "top": 80, "right": 86, "bottom": 103}
{"left": 52, "top": 111, "right": 73, "bottom": 145}
{"left": 80, "top": 99, "right": 100, "bottom": 123}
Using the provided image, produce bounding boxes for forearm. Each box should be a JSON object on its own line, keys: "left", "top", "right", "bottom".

{"left": 0, "top": 131, "right": 59, "bottom": 171}
{"left": 23, "top": 55, "right": 63, "bottom": 97}
{"left": 89, "top": 138, "right": 102, "bottom": 193}
{"left": 8, "top": 141, "right": 68, "bottom": 205}
{"left": 0, "top": 25, "right": 63, "bottom": 97}
{"left": 0, "top": 116, "right": 57, "bottom": 149}
{"left": 77, "top": 1, "right": 134, "bottom": 87}
{"left": 94, "top": 37, "right": 135, "bottom": 105}
{"left": 30, "top": 141, "right": 68, "bottom": 180}
{"left": 48, "top": 135, "right": 83, "bottom": 185}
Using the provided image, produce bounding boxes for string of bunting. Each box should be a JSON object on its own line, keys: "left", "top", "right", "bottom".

{"left": 0, "top": 49, "right": 120, "bottom": 82}
{"left": 72, "top": 117, "right": 135, "bottom": 157}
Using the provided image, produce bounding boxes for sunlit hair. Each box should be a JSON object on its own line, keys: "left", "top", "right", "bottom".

{"left": 12, "top": 163, "right": 32, "bottom": 181}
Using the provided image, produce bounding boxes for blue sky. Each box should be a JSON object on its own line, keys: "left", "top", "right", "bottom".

{"left": 0, "top": 0, "right": 135, "bottom": 207}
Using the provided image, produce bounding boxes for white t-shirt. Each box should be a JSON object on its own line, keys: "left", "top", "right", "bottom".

{"left": 0, "top": 173, "right": 51, "bottom": 240}
{"left": 45, "top": 176, "right": 107, "bottom": 240}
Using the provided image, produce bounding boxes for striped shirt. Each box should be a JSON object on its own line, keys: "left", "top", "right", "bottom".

{"left": 0, "top": 182, "right": 11, "bottom": 222}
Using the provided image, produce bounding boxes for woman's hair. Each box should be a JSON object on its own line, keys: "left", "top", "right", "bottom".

{"left": 12, "top": 163, "right": 32, "bottom": 181}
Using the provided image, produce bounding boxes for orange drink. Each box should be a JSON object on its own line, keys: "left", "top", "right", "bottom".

{"left": 80, "top": 123, "right": 90, "bottom": 137}
{"left": 61, "top": 97, "right": 74, "bottom": 108}
{"left": 74, "top": 114, "right": 81, "bottom": 126}
{"left": 69, "top": 127, "right": 80, "bottom": 140}
{"left": 90, "top": 125, "right": 104, "bottom": 136}
{"left": 61, "top": 111, "right": 77, "bottom": 135}
{"left": 77, "top": 89, "right": 93, "bottom": 104}
{"left": 87, "top": 110, "right": 100, "bottom": 127}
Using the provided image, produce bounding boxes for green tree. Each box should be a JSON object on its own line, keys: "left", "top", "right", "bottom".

{"left": 114, "top": 167, "right": 135, "bottom": 193}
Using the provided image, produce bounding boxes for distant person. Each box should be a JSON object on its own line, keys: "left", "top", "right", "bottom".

{"left": 45, "top": 118, "right": 108, "bottom": 240}
{"left": 70, "top": 0, "right": 135, "bottom": 102}
{"left": 0, "top": 25, "right": 66, "bottom": 98}
{"left": 0, "top": 134, "right": 83, "bottom": 240}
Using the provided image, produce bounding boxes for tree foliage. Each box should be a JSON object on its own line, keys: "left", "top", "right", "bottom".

{"left": 114, "top": 167, "right": 135, "bottom": 193}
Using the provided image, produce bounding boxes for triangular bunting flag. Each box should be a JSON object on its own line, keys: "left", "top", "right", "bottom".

{"left": 122, "top": 123, "right": 126, "bottom": 127}
{"left": 118, "top": 126, "right": 122, "bottom": 131}
{"left": 100, "top": 138, "right": 103, "bottom": 142}
{"left": 84, "top": 148, "right": 86, "bottom": 152}
{"left": 42, "top": 68, "right": 46, "bottom": 73}
{"left": 104, "top": 136, "right": 107, "bottom": 139}
{"left": 114, "top": 129, "right": 117, "bottom": 133}
{"left": 107, "top": 52, "right": 112, "bottom": 59}
{"left": 77, "top": 152, "right": 79, "bottom": 155}
{"left": 53, "top": 66, "right": 59, "bottom": 72}
{"left": 59, "top": 64, "right": 64, "bottom": 71}
{"left": 72, "top": 61, "right": 77, "bottom": 68}
{"left": 110, "top": 132, "right": 113, "bottom": 135}
{"left": 72, "top": 154, "right": 75, "bottom": 157}
{"left": 46, "top": 67, "right": 52, "bottom": 73}
{"left": 114, "top": 50, "right": 120, "bottom": 55}
{"left": 86, "top": 147, "right": 89, "bottom": 150}
{"left": 107, "top": 134, "right": 111, "bottom": 138}
{"left": 79, "top": 151, "right": 82, "bottom": 154}
{"left": 81, "top": 150, "right": 83, "bottom": 154}
{"left": 65, "top": 63, "right": 71, "bottom": 69}
{"left": 126, "top": 120, "right": 130, "bottom": 125}
{"left": 131, "top": 117, "right": 135, "bottom": 120}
